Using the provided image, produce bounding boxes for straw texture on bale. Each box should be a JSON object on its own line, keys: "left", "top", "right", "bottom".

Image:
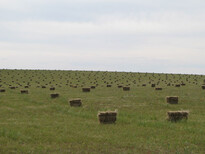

{"left": 50, "top": 93, "right": 59, "bottom": 98}
{"left": 167, "top": 111, "right": 189, "bottom": 122}
{"left": 166, "top": 96, "right": 178, "bottom": 104}
{"left": 82, "top": 87, "right": 90, "bottom": 92}
{"left": 98, "top": 111, "right": 117, "bottom": 124}
{"left": 69, "top": 99, "right": 82, "bottom": 107}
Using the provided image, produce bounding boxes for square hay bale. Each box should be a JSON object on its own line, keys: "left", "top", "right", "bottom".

{"left": 42, "top": 86, "right": 46, "bottom": 88}
{"left": 142, "top": 84, "right": 146, "bottom": 87}
{"left": 21, "top": 90, "right": 28, "bottom": 94}
{"left": 155, "top": 87, "right": 162, "bottom": 90}
{"left": 151, "top": 84, "right": 155, "bottom": 87}
{"left": 167, "top": 111, "right": 189, "bottom": 122}
{"left": 97, "top": 111, "right": 117, "bottom": 124}
{"left": 10, "top": 86, "right": 16, "bottom": 89}
{"left": 118, "top": 85, "right": 123, "bottom": 88}
{"left": 107, "top": 84, "right": 112, "bottom": 87}
{"left": 69, "top": 99, "right": 82, "bottom": 107}
{"left": 50, "top": 87, "right": 55, "bottom": 90}
{"left": 50, "top": 93, "right": 59, "bottom": 98}
{"left": 82, "top": 87, "right": 90, "bottom": 92}
{"left": 123, "top": 87, "right": 130, "bottom": 91}
{"left": 166, "top": 96, "right": 178, "bottom": 104}
{"left": 202, "top": 85, "right": 205, "bottom": 90}
{"left": 0, "top": 89, "right": 6, "bottom": 92}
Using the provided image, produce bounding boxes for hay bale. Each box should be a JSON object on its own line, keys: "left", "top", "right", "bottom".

{"left": 91, "top": 86, "right": 96, "bottom": 89}
{"left": 201, "top": 85, "right": 205, "bottom": 90}
{"left": 107, "top": 85, "right": 112, "bottom": 87}
{"left": 167, "top": 111, "right": 189, "bottom": 122}
{"left": 166, "top": 96, "right": 178, "bottom": 104}
{"left": 97, "top": 111, "right": 117, "bottom": 124}
{"left": 69, "top": 99, "right": 82, "bottom": 107}
{"left": 142, "top": 84, "right": 146, "bottom": 87}
{"left": 50, "top": 87, "right": 55, "bottom": 90}
{"left": 123, "top": 87, "right": 130, "bottom": 91}
{"left": 82, "top": 87, "right": 90, "bottom": 92}
{"left": 42, "top": 86, "right": 46, "bottom": 88}
{"left": 151, "top": 84, "right": 155, "bottom": 87}
{"left": 21, "top": 90, "right": 28, "bottom": 94}
{"left": 10, "top": 86, "right": 16, "bottom": 89}
{"left": 50, "top": 93, "right": 59, "bottom": 98}
{"left": 155, "top": 87, "right": 162, "bottom": 90}
{"left": 118, "top": 85, "right": 123, "bottom": 88}
{"left": 0, "top": 89, "right": 6, "bottom": 92}
{"left": 175, "top": 84, "right": 180, "bottom": 87}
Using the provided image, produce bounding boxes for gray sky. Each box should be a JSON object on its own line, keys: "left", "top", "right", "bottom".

{"left": 0, "top": 0, "right": 205, "bottom": 74}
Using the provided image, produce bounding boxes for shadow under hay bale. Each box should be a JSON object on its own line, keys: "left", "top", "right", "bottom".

{"left": 166, "top": 96, "right": 178, "bottom": 104}
{"left": 50, "top": 87, "right": 55, "bottom": 90}
{"left": 167, "top": 111, "right": 189, "bottom": 122}
{"left": 0, "top": 89, "right": 6, "bottom": 92}
{"left": 155, "top": 87, "right": 162, "bottom": 90}
{"left": 123, "top": 87, "right": 130, "bottom": 91}
{"left": 21, "top": 90, "right": 28, "bottom": 94}
{"left": 69, "top": 99, "right": 82, "bottom": 107}
{"left": 98, "top": 111, "right": 117, "bottom": 124}
{"left": 82, "top": 87, "right": 90, "bottom": 92}
{"left": 50, "top": 93, "right": 59, "bottom": 98}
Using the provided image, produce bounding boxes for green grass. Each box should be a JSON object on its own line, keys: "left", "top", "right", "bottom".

{"left": 0, "top": 69, "right": 205, "bottom": 153}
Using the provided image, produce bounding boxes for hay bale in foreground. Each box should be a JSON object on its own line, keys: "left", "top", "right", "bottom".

{"left": 50, "top": 93, "right": 59, "bottom": 98}
{"left": 98, "top": 111, "right": 117, "bottom": 124}
{"left": 69, "top": 99, "right": 82, "bottom": 107}
{"left": 167, "top": 111, "right": 189, "bottom": 122}
{"left": 166, "top": 96, "right": 178, "bottom": 104}
{"left": 21, "top": 90, "right": 28, "bottom": 94}
{"left": 82, "top": 87, "right": 90, "bottom": 92}
{"left": 123, "top": 87, "right": 130, "bottom": 91}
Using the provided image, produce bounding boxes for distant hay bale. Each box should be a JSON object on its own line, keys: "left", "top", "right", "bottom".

{"left": 167, "top": 111, "right": 189, "bottom": 122}
{"left": 50, "top": 87, "right": 55, "bottom": 90}
{"left": 10, "top": 86, "right": 16, "bottom": 89}
{"left": 155, "top": 87, "right": 162, "bottom": 90}
{"left": 118, "top": 85, "right": 123, "bottom": 88}
{"left": 142, "top": 84, "right": 146, "bottom": 87}
{"left": 166, "top": 96, "right": 178, "bottom": 104}
{"left": 50, "top": 93, "right": 59, "bottom": 98}
{"left": 123, "top": 87, "right": 130, "bottom": 91}
{"left": 21, "top": 90, "right": 28, "bottom": 94}
{"left": 42, "top": 86, "right": 46, "bottom": 88}
{"left": 175, "top": 84, "right": 180, "bottom": 87}
{"left": 24, "top": 86, "right": 29, "bottom": 88}
{"left": 202, "top": 85, "right": 205, "bottom": 90}
{"left": 0, "top": 89, "right": 6, "bottom": 92}
{"left": 97, "top": 110, "right": 117, "bottom": 124}
{"left": 91, "top": 86, "right": 96, "bottom": 89}
{"left": 82, "top": 87, "right": 90, "bottom": 92}
{"left": 151, "top": 84, "right": 155, "bottom": 87}
{"left": 69, "top": 99, "right": 82, "bottom": 107}
{"left": 107, "top": 85, "right": 112, "bottom": 87}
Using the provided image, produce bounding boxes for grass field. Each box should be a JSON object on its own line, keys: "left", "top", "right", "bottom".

{"left": 0, "top": 69, "right": 205, "bottom": 153}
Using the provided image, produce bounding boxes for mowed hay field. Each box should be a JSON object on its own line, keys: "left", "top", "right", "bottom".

{"left": 0, "top": 69, "right": 205, "bottom": 153}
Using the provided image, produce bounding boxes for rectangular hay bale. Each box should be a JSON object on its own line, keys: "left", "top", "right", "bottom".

{"left": 167, "top": 111, "right": 189, "bottom": 122}
{"left": 97, "top": 111, "right": 117, "bottom": 124}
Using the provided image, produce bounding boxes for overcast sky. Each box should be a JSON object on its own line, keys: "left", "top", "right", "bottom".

{"left": 0, "top": 0, "right": 205, "bottom": 74}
